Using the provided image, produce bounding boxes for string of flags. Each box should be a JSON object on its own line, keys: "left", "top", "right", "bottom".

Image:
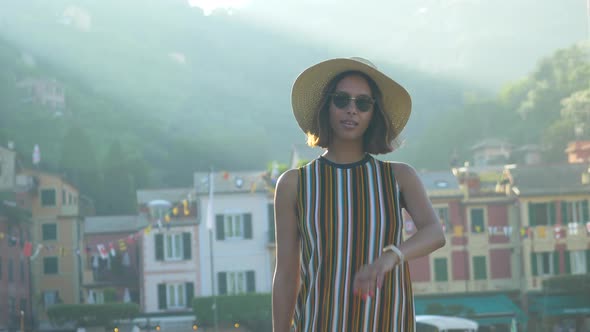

{"left": 0, "top": 168, "right": 282, "bottom": 261}
{"left": 404, "top": 220, "right": 590, "bottom": 239}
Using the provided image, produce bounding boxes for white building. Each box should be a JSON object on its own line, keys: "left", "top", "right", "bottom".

{"left": 194, "top": 170, "right": 276, "bottom": 298}
{"left": 136, "top": 188, "right": 200, "bottom": 314}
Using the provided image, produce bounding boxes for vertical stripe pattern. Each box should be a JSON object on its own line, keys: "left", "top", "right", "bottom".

{"left": 294, "top": 155, "right": 415, "bottom": 332}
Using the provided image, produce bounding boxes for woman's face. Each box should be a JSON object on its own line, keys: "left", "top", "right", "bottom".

{"left": 328, "top": 74, "right": 374, "bottom": 144}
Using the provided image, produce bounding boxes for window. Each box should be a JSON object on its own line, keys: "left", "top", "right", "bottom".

{"left": 42, "top": 223, "right": 57, "bottom": 241}
{"left": 225, "top": 214, "right": 243, "bottom": 239}
{"left": 8, "top": 297, "right": 16, "bottom": 316}
{"left": 89, "top": 290, "right": 105, "bottom": 304}
{"left": 562, "top": 200, "right": 589, "bottom": 224}
{"left": 44, "top": 257, "right": 58, "bottom": 275}
{"left": 40, "top": 188, "right": 56, "bottom": 206}
{"left": 435, "top": 206, "right": 451, "bottom": 233}
{"left": 157, "top": 282, "right": 194, "bottom": 310}
{"left": 167, "top": 283, "right": 186, "bottom": 309}
{"left": 20, "top": 259, "right": 25, "bottom": 281}
{"left": 19, "top": 299, "right": 27, "bottom": 313}
{"left": 155, "top": 233, "right": 191, "bottom": 261}
{"left": 218, "top": 271, "right": 256, "bottom": 295}
{"left": 165, "top": 233, "right": 183, "bottom": 261}
{"left": 8, "top": 258, "right": 14, "bottom": 282}
{"left": 62, "top": 189, "right": 66, "bottom": 205}
{"left": 470, "top": 208, "right": 485, "bottom": 234}
{"left": 216, "top": 213, "right": 253, "bottom": 240}
{"left": 529, "top": 202, "right": 555, "bottom": 226}
{"left": 43, "top": 291, "right": 59, "bottom": 307}
{"left": 434, "top": 258, "right": 448, "bottom": 282}
{"left": 532, "top": 252, "right": 555, "bottom": 276}
{"left": 473, "top": 256, "right": 487, "bottom": 280}
{"left": 569, "top": 250, "right": 588, "bottom": 275}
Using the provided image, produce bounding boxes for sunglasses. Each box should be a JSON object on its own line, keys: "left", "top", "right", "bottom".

{"left": 330, "top": 92, "right": 375, "bottom": 112}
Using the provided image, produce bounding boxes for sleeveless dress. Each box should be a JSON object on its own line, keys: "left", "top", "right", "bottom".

{"left": 294, "top": 154, "right": 415, "bottom": 332}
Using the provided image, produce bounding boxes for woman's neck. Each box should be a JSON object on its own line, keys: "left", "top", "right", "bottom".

{"left": 323, "top": 140, "right": 366, "bottom": 164}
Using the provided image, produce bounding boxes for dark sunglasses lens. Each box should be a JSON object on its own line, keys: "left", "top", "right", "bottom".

{"left": 332, "top": 94, "right": 350, "bottom": 109}
{"left": 355, "top": 97, "right": 374, "bottom": 112}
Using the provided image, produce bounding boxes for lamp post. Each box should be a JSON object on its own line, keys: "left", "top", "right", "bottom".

{"left": 20, "top": 310, "right": 24, "bottom": 332}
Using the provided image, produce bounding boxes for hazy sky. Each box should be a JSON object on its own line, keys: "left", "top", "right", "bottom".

{"left": 190, "top": 0, "right": 589, "bottom": 88}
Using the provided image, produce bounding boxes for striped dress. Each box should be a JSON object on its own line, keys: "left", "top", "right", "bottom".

{"left": 294, "top": 154, "right": 415, "bottom": 332}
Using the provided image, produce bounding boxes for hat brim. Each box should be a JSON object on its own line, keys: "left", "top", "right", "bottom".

{"left": 291, "top": 58, "right": 412, "bottom": 139}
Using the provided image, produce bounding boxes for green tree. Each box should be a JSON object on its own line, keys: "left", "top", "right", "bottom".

{"left": 101, "top": 141, "right": 136, "bottom": 215}
{"left": 60, "top": 126, "right": 102, "bottom": 209}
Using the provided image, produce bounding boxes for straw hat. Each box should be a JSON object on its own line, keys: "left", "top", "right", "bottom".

{"left": 291, "top": 57, "right": 412, "bottom": 137}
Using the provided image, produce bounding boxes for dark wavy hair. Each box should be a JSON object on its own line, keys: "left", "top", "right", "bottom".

{"left": 305, "top": 71, "right": 399, "bottom": 154}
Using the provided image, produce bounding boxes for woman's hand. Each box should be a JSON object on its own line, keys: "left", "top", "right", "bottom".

{"left": 352, "top": 251, "right": 400, "bottom": 300}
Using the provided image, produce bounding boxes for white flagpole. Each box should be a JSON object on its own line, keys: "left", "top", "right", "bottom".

{"left": 206, "top": 167, "right": 219, "bottom": 332}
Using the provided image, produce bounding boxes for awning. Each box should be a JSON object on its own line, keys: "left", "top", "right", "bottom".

{"left": 414, "top": 294, "right": 526, "bottom": 326}
{"left": 529, "top": 295, "right": 590, "bottom": 316}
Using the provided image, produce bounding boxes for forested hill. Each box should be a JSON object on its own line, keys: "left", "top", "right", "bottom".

{"left": 0, "top": 1, "right": 588, "bottom": 214}
{"left": 0, "top": 0, "right": 470, "bottom": 177}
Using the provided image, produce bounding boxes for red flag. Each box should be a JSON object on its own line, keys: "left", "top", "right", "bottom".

{"left": 23, "top": 241, "right": 33, "bottom": 257}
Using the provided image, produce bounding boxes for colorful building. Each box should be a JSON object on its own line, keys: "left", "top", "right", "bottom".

{"left": 499, "top": 162, "right": 590, "bottom": 331}
{"left": 83, "top": 215, "right": 147, "bottom": 305}
{"left": 136, "top": 187, "right": 199, "bottom": 314}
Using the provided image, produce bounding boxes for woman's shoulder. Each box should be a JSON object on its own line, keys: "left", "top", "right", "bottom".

{"left": 381, "top": 161, "right": 419, "bottom": 182}
{"left": 275, "top": 168, "right": 299, "bottom": 193}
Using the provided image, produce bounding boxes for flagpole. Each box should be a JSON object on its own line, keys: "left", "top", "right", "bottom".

{"left": 206, "top": 167, "right": 219, "bottom": 332}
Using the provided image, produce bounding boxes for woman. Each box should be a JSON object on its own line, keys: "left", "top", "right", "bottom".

{"left": 273, "top": 57, "right": 446, "bottom": 332}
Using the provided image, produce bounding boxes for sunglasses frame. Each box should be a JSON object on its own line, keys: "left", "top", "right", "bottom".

{"left": 329, "top": 92, "right": 375, "bottom": 113}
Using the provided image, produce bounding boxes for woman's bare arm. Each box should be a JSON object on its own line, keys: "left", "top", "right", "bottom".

{"left": 394, "top": 162, "right": 446, "bottom": 260}
{"left": 272, "top": 169, "right": 301, "bottom": 332}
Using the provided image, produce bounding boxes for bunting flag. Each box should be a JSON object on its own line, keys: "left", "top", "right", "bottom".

{"left": 30, "top": 244, "right": 43, "bottom": 260}
{"left": 23, "top": 241, "right": 33, "bottom": 257}
{"left": 119, "top": 239, "right": 127, "bottom": 251}
{"left": 453, "top": 225, "right": 464, "bottom": 237}
{"left": 97, "top": 244, "right": 109, "bottom": 259}
{"left": 537, "top": 226, "right": 547, "bottom": 239}
{"left": 144, "top": 224, "right": 152, "bottom": 235}
{"left": 586, "top": 222, "right": 590, "bottom": 235}
{"left": 520, "top": 227, "right": 528, "bottom": 238}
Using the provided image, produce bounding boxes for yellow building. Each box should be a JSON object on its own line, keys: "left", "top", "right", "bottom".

{"left": 19, "top": 169, "right": 92, "bottom": 330}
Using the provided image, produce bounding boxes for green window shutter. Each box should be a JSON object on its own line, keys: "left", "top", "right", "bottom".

{"left": 565, "top": 251, "right": 571, "bottom": 274}
{"left": 561, "top": 201, "right": 568, "bottom": 224}
{"left": 246, "top": 270, "right": 256, "bottom": 293}
{"left": 473, "top": 256, "right": 487, "bottom": 280}
{"left": 434, "top": 258, "right": 448, "bottom": 282}
{"left": 268, "top": 203, "right": 275, "bottom": 243}
{"left": 183, "top": 232, "right": 192, "bottom": 260}
{"left": 549, "top": 202, "right": 556, "bottom": 225}
{"left": 157, "top": 284, "right": 167, "bottom": 310}
{"left": 216, "top": 215, "right": 225, "bottom": 240}
{"left": 582, "top": 200, "right": 589, "bottom": 221}
{"left": 553, "top": 251, "right": 560, "bottom": 275}
{"left": 185, "top": 282, "right": 194, "bottom": 307}
{"left": 217, "top": 272, "right": 227, "bottom": 295}
{"left": 244, "top": 213, "right": 253, "bottom": 239}
{"left": 531, "top": 253, "right": 538, "bottom": 276}
{"left": 528, "top": 203, "right": 536, "bottom": 226}
{"left": 42, "top": 224, "right": 57, "bottom": 241}
{"left": 155, "top": 234, "right": 164, "bottom": 261}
